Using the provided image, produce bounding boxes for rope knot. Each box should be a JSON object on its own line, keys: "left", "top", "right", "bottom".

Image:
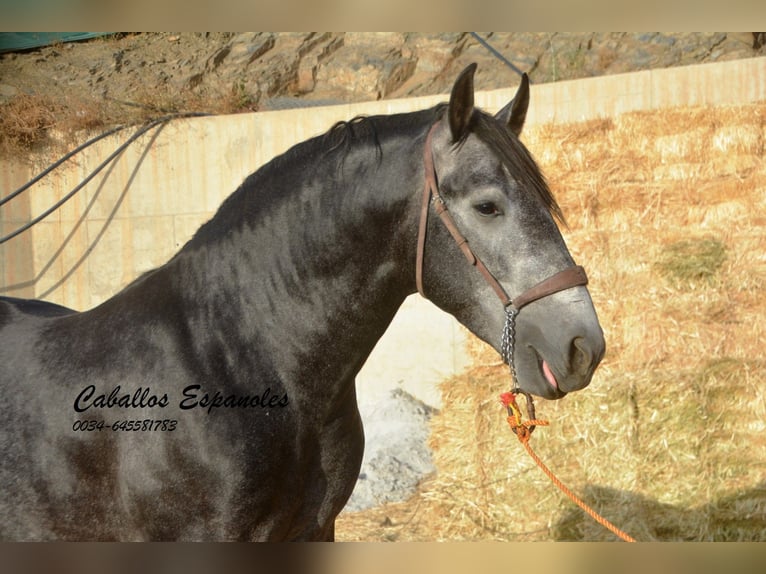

{"left": 506, "top": 415, "right": 549, "bottom": 443}
{"left": 499, "top": 391, "right": 547, "bottom": 441}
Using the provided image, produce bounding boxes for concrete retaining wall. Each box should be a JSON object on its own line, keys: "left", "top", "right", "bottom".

{"left": 1, "top": 57, "right": 764, "bottom": 407}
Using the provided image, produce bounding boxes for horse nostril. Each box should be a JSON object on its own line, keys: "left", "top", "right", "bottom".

{"left": 570, "top": 336, "right": 596, "bottom": 376}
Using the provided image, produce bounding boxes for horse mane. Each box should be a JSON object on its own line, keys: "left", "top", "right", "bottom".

{"left": 323, "top": 116, "right": 383, "bottom": 165}
{"left": 182, "top": 107, "right": 442, "bottom": 250}
{"left": 318, "top": 105, "right": 446, "bottom": 167}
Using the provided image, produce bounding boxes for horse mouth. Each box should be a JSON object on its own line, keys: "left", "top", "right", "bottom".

{"left": 541, "top": 358, "right": 559, "bottom": 390}
{"left": 531, "top": 350, "right": 567, "bottom": 400}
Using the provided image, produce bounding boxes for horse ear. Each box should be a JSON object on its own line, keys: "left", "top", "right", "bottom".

{"left": 495, "top": 72, "right": 530, "bottom": 136}
{"left": 448, "top": 63, "right": 477, "bottom": 142}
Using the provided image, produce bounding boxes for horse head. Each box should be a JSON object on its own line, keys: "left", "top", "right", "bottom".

{"left": 417, "top": 64, "right": 605, "bottom": 399}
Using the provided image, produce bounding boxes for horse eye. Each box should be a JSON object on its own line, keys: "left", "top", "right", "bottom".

{"left": 475, "top": 202, "right": 500, "bottom": 216}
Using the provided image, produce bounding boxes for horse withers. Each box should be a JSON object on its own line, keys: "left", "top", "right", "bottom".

{"left": 0, "top": 64, "right": 604, "bottom": 540}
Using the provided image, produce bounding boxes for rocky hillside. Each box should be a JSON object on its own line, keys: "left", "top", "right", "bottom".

{"left": 1, "top": 32, "right": 763, "bottom": 127}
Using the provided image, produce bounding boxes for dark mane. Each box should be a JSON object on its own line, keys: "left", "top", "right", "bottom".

{"left": 183, "top": 107, "right": 442, "bottom": 249}
{"left": 323, "top": 116, "right": 383, "bottom": 164}
{"left": 320, "top": 105, "right": 446, "bottom": 166}
{"left": 470, "top": 110, "right": 566, "bottom": 225}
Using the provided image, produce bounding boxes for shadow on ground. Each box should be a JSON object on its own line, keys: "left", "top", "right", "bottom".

{"left": 553, "top": 481, "right": 766, "bottom": 541}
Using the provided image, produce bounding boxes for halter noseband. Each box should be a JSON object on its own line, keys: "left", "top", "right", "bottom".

{"left": 415, "top": 122, "right": 589, "bottom": 388}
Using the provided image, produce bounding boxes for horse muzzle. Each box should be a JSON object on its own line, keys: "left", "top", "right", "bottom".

{"left": 511, "top": 294, "right": 606, "bottom": 400}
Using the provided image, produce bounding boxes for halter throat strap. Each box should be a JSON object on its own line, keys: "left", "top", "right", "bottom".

{"left": 415, "top": 122, "right": 589, "bottom": 311}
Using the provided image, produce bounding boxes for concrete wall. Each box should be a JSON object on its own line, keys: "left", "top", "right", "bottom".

{"left": 1, "top": 56, "right": 764, "bottom": 407}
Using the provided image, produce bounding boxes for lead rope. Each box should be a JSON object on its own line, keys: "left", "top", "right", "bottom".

{"left": 499, "top": 310, "right": 636, "bottom": 542}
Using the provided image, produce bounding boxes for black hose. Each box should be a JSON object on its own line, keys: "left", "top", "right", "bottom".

{"left": 0, "top": 123, "right": 130, "bottom": 208}
{"left": 0, "top": 112, "right": 210, "bottom": 245}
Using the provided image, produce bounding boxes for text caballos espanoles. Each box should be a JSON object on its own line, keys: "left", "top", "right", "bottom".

{"left": 73, "top": 384, "right": 289, "bottom": 414}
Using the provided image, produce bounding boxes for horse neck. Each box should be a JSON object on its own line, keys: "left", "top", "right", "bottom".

{"left": 159, "top": 119, "right": 427, "bottom": 386}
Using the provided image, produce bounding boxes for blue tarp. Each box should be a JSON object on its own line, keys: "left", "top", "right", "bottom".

{"left": 0, "top": 32, "right": 112, "bottom": 54}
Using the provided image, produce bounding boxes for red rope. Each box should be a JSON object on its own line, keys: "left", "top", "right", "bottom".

{"left": 500, "top": 392, "right": 636, "bottom": 543}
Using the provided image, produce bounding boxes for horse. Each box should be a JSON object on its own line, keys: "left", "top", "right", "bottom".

{"left": 0, "top": 64, "right": 605, "bottom": 541}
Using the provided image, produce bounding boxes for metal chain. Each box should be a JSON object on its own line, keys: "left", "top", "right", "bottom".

{"left": 500, "top": 306, "right": 520, "bottom": 391}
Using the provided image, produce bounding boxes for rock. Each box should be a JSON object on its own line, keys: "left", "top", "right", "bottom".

{"left": 1, "top": 32, "right": 763, "bottom": 122}
{"left": 296, "top": 55, "right": 317, "bottom": 94}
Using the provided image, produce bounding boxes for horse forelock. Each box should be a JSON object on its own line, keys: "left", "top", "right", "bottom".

{"left": 466, "top": 111, "right": 566, "bottom": 226}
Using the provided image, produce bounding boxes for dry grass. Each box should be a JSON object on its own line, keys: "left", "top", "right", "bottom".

{"left": 0, "top": 94, "right": 61, "bottom": 154}
{"left": 0, "top": 92, "right": 118, "bottom": 157}
{"left": 337, "top": 101, "right": 766, "bottom": 541}
{"left": 0, "top": 84, "right": 260, "bottom": 160}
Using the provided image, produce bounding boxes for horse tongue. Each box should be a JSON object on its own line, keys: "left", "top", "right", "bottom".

{"left": 542, "top": 360, "right": 559, "bottom": 389}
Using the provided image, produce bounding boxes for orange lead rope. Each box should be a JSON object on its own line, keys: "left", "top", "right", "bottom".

{"left": 500, "top": 391, "right": 637, "bottom": 542}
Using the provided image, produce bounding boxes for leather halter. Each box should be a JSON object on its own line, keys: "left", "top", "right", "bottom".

{"left": 415, "top": 122, "right": 589, "bottom": 313}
